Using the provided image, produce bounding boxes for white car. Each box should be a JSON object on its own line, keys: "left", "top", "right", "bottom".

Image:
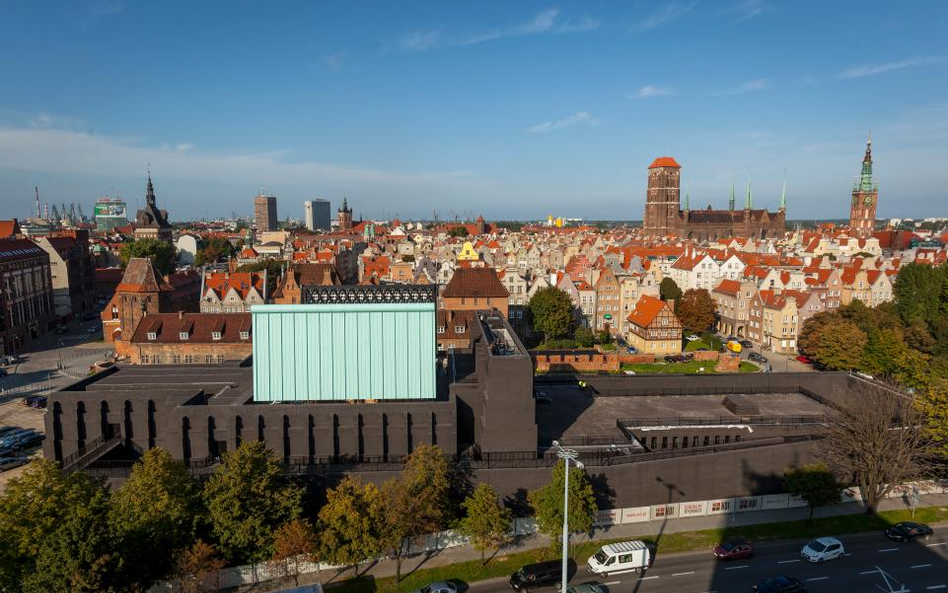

{"left": 686, "top": 334, "right": 700, "bottom": 341}
{"left": 800, "top": 536, "right": 845, "bottom": 563}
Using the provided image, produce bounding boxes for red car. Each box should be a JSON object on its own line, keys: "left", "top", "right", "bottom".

{"left": 712, "top": 538, "right": 753, "bottom": 561}
{"left": 795, "top": 355, "right": 812, "bottom": 365}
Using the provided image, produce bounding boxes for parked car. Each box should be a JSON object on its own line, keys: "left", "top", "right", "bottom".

{"left": 885, "top": 521, "right": 933, "bottom": 542}
{"left": 800, "top": 536, "right": 844, "bottom": 563}
{"left": 748, "top": 352, "right": 768, "bottom": 364}
{"left": 712, "top": 538, "right": 753, "bottom": 561}
{"left": 87, "top": 324, "right": 102, "bottom": 334}
{"left": 510, "top": 560, "right": 566, "bottom": 591}
{"left": 685, "top": 334, "right": 700, "bottom": 342}
{"left": 533, "top": 391, "right": 551, "bottom": 405}
{"left": 626, "top": 346, "right": 638, "bottom": 354}
{"left": 23, "top": 395, "right": 47, "bottom": 408}
{"left": 567, "top": 585, "right": 605, "bottom": 593}
{"left": 0, "top": 354, "right": 20, "bottom": 366}
{"left": 795, "top": 355, "right": 812, "bottom": 365}
{"left": 0, "top": 457, "right": 29, "bottom": 472}
{"left": 752, "top": 576, "right": 807, "bottom": 593}
{"left": 587, "top": 540, "right": 652, "bottom": 576}
{"left": 413, "top": 581, "right": 457, "bottom": 593}
{"left": 0, "top": 426, "right": 21, "bottom": 437}
{"left": 739, "top": 340, "right": 753, "bottom": 348}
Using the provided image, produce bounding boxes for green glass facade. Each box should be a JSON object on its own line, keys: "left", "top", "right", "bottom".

{"left": 252, "top": 303, "right": 437, "bottom": 402}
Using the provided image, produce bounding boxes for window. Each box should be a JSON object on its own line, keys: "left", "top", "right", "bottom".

{"left": 724, "top": 435, "right": 731, "bottom": 444}
{"left": 179, "top": 332, "right": 189, "bottom": 340}
{"left": 437, "top": 326, "right": 445, "bottom": 334}
{"left": 205, "top": 354, "right": 214, "bottom": 364}
{"left": 661, "top": 437, "right": 668, "bottom": 449}
{"left": 184, "top": 354, "right": 194, "bottom": 364}
{"left": 141, "top": 354, "right": 150, "bottom": 364}
{"left": 153, "top": 354, "right": 161, "bottom": 364}
{"left": 172, "top": 354, "right": 181, "bottom": 364}
{"left": 704, "top": 436, "right": 710, "bottom": 446}
{"left": 693, "top": 436, "right": 699, "bottom": 447}
{"left": 662, "top": 318, "right": 668, "bottom": 326}
{"left": 650, "top": 437, "right": 657, "bottom": 449}
{"left": 147, "top": 332, "right": 157, "bottom": 340}
{"left": 714, "top": 435, "right": 721, "bottom": 445}
{"left": 217, "top": 355, "right": 225, "bottom": 363}
{"left": 454, "top": 326, "right": 465, "bottom": 334}
{"left": 239, "top": 331, "right": 249, "bottom": 340}
{"left": 672, "top": 436, "right": 679, "bottom": 449}
{"left": 735, "top": 434, "right": 741, "bottom": 442}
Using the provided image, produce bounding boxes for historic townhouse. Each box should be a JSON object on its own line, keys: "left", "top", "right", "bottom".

{"left": 593, "top": 267, "right": 621, "bottom": 334}
{"left": 754, "top": 289, "right": 799, "bottom": 355}
{"left": 625, "top": 294, "right": 683, "bottom": 355}
{"left": 199, "top": 271, "right": 266, "bottom": 313}
{"left": 711, "top": 279, "right": 759, "bottom": 339}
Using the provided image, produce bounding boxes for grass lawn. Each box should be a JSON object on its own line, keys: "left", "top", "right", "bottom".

{"left": 621, "top": 360, "right": 720, "bottom": 374}
{"left": 739, "top": 361, "right": 760, "bottom": 373}
{"left": 328, "top": 505, "right": 948, "bottom": 593}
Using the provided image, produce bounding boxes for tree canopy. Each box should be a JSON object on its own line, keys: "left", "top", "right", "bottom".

{"left": 316, "top": 476, "right": 382, "bottom": 574}
{"left": 784, "top": 463, "right": 842, "bottom": 520}
{"left": 119, "top": 238, "right": 176, "bottom": 275}
{"left": 458, "top": 483, "right": 512, "bottom": 564}
{"left": 676, "top": 288, "right": 717, "bottom": 334}
{"left": 659, "top": 277, "right": 683, "bottom": 302}
{"left": 195, "top": 237, "right": 236, "bottom": 266}
{"left": 528, "top": 459, "right": 598, "bottom": 553}
{"left": 528, "top": 287, "right": 574, "bottom": 341}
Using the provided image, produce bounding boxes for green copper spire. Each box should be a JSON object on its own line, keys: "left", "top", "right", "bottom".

{"left": 729, "top": 172, "right": 735, "bottom": 211}
{"left": 780, "top": 170, "right": 787, "bottom": 211}
{"left": 858, "top": 132, "right": 874, "bottom": 192}
{"left": 684, "top": 183, "right": 690, "bottom": 211}
{"left": 744, "top": 178, "right": 753, "bottom": 210}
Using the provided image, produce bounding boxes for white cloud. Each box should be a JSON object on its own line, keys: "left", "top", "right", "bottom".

{"left": 403, "top": 9, "right": 599, "bottom": 52}
{"left": 399, "top": 29, "right": 441, "bottom": 53}
{"left": 709, "top": 78, "right": 768, "bottom": 97}
{"left": 837, "top": 56, "right": 945, "bottom": 79}
{"left": 634, "top": 1, "right": 698, "bottom": 32}
{"left": 526, "top": 111, "right": 599, "bottom": 134}
{"left": 0, "top": 125, "right": 476, "bottom": 190}
{"left": 320, "top": 53, "right": 345, "bottom": 72}
{"left": 632, "top": 85, "right": 675, "bottom": 98}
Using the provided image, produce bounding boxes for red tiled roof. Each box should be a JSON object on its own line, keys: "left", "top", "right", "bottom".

{"left": 648, "top": 156, "right": 681, "bottom": 169}
{"left": 627, "top": 294, "right": 670, "bottom": 328}
{"left": 713, "top": 279, "right": 741, "bottom": 296}
{"left": 0, "top": 220, "right": 21, "bottom": 238}
{"left": 203, "top": 271, "right": 265, "bottom": 300}
{"left": 130, "top": 313, "right": 252, "bottom": 344}
{"left": 442, "top": 267, "right": 509, "bottom": 298}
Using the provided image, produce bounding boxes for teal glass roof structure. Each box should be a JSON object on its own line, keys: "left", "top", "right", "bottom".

{"left": 252, "top": 303, "right": 437, "bottom": 402}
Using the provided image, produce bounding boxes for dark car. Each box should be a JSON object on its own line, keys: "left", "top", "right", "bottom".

{"left": 748, "top": 352, "right": 768, "bottom": 364}
{"left": 885, "top": 521, "right": 933, "bottom": 542}
{"left": 0, "top": 457, "right": 29, "bottom": 472}
{"left": 740, "top": 340, "right": 753, "bottom": 348}
{"left": 0, "top": 368, "right": 7, "bottom": 378}
{"left": 712, "top": 538, "right": 753, "bottom": 561}
{"left": 752, "top": 576, "right": 806, "bottom": 593}
{"left": 54, "top": 326, "right": 68, "bottom": 335}
{"left": 510, "top": 561, "right": 565, "bottom": 591}
{"left": 23, "top": 395, "right": 47, "bottom": 409}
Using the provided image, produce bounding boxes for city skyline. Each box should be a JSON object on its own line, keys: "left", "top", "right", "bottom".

{"left": 2, "top": 1, "right": 947, "bottom": 220}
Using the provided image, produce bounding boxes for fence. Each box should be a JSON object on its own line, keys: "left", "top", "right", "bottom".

{"left": 0, "top": 377, "right": 54, "bottom": 397}
{"left": 616, "top": 414, "right": 826, "bottom": 427}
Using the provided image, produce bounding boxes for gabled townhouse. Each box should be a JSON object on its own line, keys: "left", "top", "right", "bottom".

{"left": 593, "top": 267, "right": 621, "bottom": 334}
{"left": 625, "top": 294, "right": 683, "bottom": 355}
{"left": 199, "top": 271, "right": 266, "bottom": 313}
{"left": 711, "top": 279, "right": 758, "bottom": 339}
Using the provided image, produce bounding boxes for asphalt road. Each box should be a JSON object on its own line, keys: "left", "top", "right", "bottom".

{"left": 467, "top": 527, "right": 948, "bottom": 593}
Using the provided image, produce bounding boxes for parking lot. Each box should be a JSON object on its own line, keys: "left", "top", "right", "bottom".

{"left": 0, "top": 317, "right": 114, "bottom": 490}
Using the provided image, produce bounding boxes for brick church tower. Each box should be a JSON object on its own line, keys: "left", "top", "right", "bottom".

{"left": 337, "top": 197, "right": 353, "bottom": 232}
{"left": 643, "top": 157, "right": 682, "bottom": 237}
{"left": 849, "top": 135, "right": 878, "bottom": 238}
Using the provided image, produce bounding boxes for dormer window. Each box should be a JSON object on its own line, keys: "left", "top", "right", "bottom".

{"left": 179, "top": 331, "right": 190, "bottom": 340}
{"left": 147, "top": 332, "right": 157, "bottom": 340}
{"left": 455, "top": 326, "right": 465, "bottom": 334}
{"left": 212, "top": 331, "right": 222, "bottom": 341}
{"left": 239, "top": 331, "right": 249, "bottom": 340}
{"left": 437, "top": 326, "right": 445, "bottom": 334}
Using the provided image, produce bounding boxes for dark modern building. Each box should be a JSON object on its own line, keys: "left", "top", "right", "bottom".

{"left": 44, "top": 283, "right": 877, "bottom": 509}
{"left": 254, "top": 195, "right": 279, "bottom": 232}
{"left": 304, "top": 199, "right": 331, "bottom": 231}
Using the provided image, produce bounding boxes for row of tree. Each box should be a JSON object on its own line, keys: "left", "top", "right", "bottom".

{"left": 0, "top": 442, "right": 598, "bottom": 592}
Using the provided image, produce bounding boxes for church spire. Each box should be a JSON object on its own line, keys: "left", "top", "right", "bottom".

{"left": 744, "top": 177, "right": 753, "bottom": 210}
{"left": 779, "top": 169, "right": 787, "bottom": 211}
{"left": 729, "top": 172, "right": 735, "bottom": 211}
{"left": 145, "top": 168, "right": 156, "bottom": 206}
{"left": 859, "top": 132, "right": 874, "bottom": 191}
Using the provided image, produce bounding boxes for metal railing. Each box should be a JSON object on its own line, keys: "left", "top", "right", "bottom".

{"left": 617, "top": 414, "right": 826, "bottom": 427}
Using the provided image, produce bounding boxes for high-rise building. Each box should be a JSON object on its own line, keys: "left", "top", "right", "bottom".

{"left": 304, "top": 199, "right": 331, "bottom": 231}
{"left": 849, "top": 136, "right": 878, "bottom": 238}
{"left": 94, "top": 197, "right": 127, "bottom": 232}
{"left": 253, "top": 195, "right": 278, "bottom": 232}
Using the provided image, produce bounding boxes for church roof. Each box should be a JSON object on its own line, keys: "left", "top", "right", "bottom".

{"left": 649, "top": 156, "right": 681, "bottom": 169}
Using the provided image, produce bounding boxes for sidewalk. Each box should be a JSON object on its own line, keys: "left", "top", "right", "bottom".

{"left": 246, "top": 492, "right": 948, "bottom": 592}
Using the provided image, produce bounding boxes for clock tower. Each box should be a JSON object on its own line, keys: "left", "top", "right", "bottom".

{"left": 849, "top": 135, "right": 878, "bottom": 238}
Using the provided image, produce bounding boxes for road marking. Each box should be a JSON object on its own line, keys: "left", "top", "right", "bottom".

{"left": 778, "top": 559, "right": 800, "bottom": 564}
{"left": 638, "top": 575, "right": 659, "bottom": 580}
{"left": 926, "top": 586, "right": 947, "bottom": 591}
{"left": 912, "top": 564, "right": 932, "bottom": 569}
{"left": 603, "top": 581, "right": 621, "bottom": 586}
{"left": 878, "top": 548, "right": 899, "bottom": 552}
{"left": 927, "top": 542, "right": 947, "bottom": 546}
{"left": 725, "top": 565, "right": 749, "bottom": 570}
{"left": 860, "top": 570, "right": 879, "bottom": 575}
{"left": 844, "top": 553, "right": 852, "bottom": 556}
{"left": 807, "top": 577, "right": 829, "bottom": 582}
{"left": 672, "top": 571, "right": 695, "bottom": 576}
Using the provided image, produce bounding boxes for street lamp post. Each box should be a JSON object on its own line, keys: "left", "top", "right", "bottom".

{"left": 552, "top": 440, "right": 583, "bottom": 593}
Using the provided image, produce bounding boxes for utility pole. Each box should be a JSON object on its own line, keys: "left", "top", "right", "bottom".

{"left": 552, "top": 440, "right": 583, "bottom": 593}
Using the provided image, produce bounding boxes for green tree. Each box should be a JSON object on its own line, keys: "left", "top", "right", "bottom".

{"left": 783, "top": 463, "right": 842, "bottom": 520}
{"left": 659, "top": 277, "right": 682, "bottom": 303}
{"left": 528, "top": 459, "right": 598, "bottom": 554}
{"left": 860, "top": 328, "right": 909, "bottom": 378}
{"left": 573, "top": 326, "right": 594, "bottom": 347}
{"left": 317, "top": 477, "right": 382, "bottom": 576}
{"left": 269, "top": 519, "right": 317, "bottom": 587}
{"left": 676, "top": 288, "right": 717, "bottom": 334}
{"left": 528, "top": 287, "right": 574, "bottom": 342}
{"left": 195, "top": 237, "right": 236, "bottom": 266}
{"left": 447, "top": 226, "right": 468, "bottom": 237}
{"left": 202, "top": 441, "right": 303, "bottom": 564}
{"left": 375, "top": 445, "right": 451, "bottom": 581}
{"left": 0, "top": 459, "right": 104, "bottom": 589}
{"left": 919, "top": 378, "right": 948, "bottom": 459}
{"left": 458, "top": 483, "right": 512, "bottom": 564}
{"left": 798, "top": 310, "right": 842, "bottom": 357}
{"left": 236, "top": 258, "right": 284, "bottom": 296}
{"left": 810, "top": 319, "right": 867, "bottom": 370}
{"left": 110, "top": 448, "right": 200, "bottom": 586}
{"left": 119, "top": 238, "right": 177, "bottom": 275}
{"left": 23, "top": 487, "right": 127, "bottom": 593}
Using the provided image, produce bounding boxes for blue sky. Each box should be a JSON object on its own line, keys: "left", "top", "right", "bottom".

{"left": 1, "top": 0, "right": 946, "bottom": 222}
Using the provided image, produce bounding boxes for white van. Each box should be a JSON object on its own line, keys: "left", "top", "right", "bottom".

{"left": 586, "top": 540, "right": 653, "bottom": 576}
